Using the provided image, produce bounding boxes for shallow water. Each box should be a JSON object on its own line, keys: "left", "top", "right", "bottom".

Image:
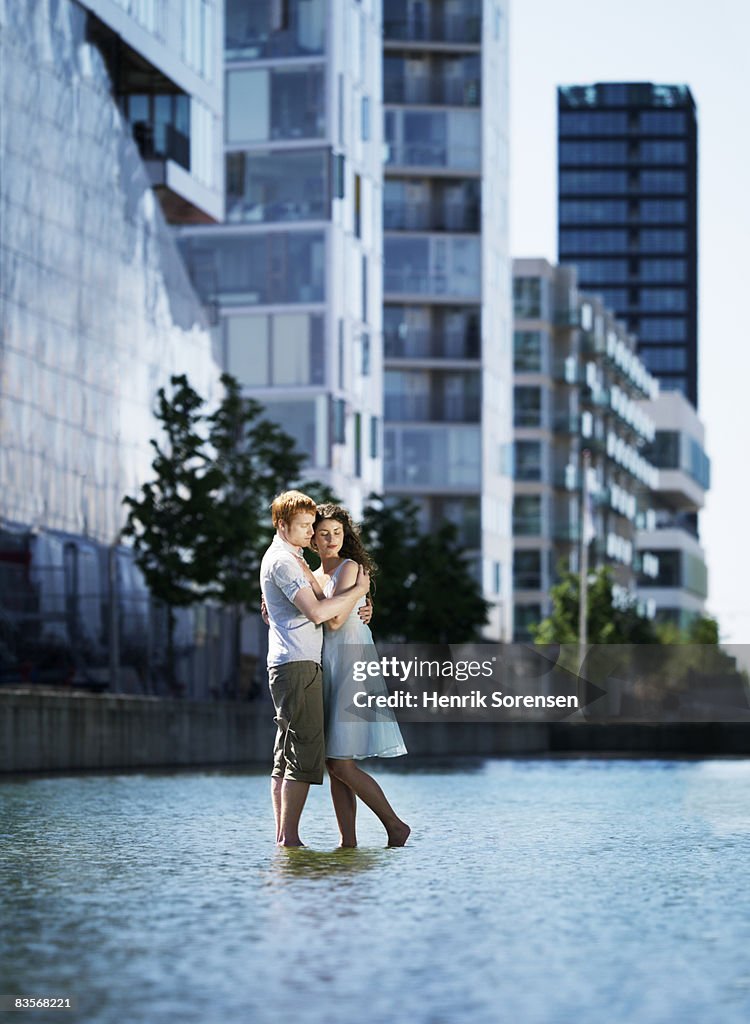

{"left": 2, "top": 759, "right": 750, "bottom": 1024}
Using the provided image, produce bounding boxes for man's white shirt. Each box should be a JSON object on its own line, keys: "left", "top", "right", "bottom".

{"left": 260, "top": 535, "right": 322, "bottom": 667}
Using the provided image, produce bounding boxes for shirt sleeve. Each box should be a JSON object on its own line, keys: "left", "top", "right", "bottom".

{"left": 271, "top": 556, "right": 311, "bottom": 604}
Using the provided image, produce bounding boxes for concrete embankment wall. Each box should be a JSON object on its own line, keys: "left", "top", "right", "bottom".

{"left": 2, "top": 691, "right": 750, "bottom": 773}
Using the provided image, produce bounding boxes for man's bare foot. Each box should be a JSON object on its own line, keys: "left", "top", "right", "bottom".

{"left": 386, "top": 821, "right": 410, "bottom": 847}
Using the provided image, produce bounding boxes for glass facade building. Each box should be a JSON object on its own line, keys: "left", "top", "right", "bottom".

{"left": 383, "top": 0, "right": 513, "bottom": 640}
{"left": 512, "top": 260, "right": 661, "bottom": 641}
{"left": 0, "top": 0, "right": 227, "bottom": 695}
{"left": 179, "top": 0, "right": 384, "bottom": 513}
{"left": 557, "top": 83, "right": 698, "bottom": 407}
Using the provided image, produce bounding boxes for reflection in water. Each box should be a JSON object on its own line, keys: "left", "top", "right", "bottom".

{"left": 268, "top": 846, "right": 389, "bottom": 884}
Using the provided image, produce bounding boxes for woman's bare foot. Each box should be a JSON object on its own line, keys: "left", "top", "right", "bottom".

{"left": 386, "top": 821, "right": 411, "bottom": 847}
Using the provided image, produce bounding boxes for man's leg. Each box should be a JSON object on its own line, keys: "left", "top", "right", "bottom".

{"left": 278, "top": 779, "right": 310, "bottom": 847}
{"left": 271, "top": 777, "right": 283, "bottom": 843}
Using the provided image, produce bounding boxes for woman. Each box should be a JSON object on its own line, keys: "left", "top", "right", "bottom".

{"left": 300, "top": 503, "right": 410, "bottom": 848}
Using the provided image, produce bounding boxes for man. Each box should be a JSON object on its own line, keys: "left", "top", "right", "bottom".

{"left": 260, "top": 490, "right": 370, "bottom": 847}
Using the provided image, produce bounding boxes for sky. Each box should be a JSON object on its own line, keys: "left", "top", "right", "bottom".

{"left": 508, "top": 0, "right": 750, "bottom": 643}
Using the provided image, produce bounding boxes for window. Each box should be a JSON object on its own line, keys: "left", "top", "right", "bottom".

{"left": 354, "top": 173, "right": 362, "bottom": 238}
{"left": 559, "top": 141, "right": 629, "bottom": 165}
{"left": 225, "top": 313, "right": 325, "bottom": 387}
{"left": 639, "top": 110, "right": 686, "bottom": 135}
{"left": 225, "top": 148, "right": 329, "bottom": 223}
{"left": 513, "top": 550, "right": 542, "bottom": 590}
{"left": 514, "top": 440, "right": 542, "bottom": 481}
{"left": 573, "top": 260, "right": 629, "bottom": 284}
{"left": 514, "top": 603, "right": 542, "bottom": 641}
{"left": 558, "top": 111, "right": 629, "bottom": 135}
{"left": 639, "top": 199, "right": 686, "bottom": 223}
{"left": 333, "top": 153, "right": 345, "bottom": 198}
{"left": 513, "top": 278, "right": 543, "bottom": 319}
{"left": 639, "top": 141, "right": 686, "bottom": 164}
{"left": 226, "top": 65, "right": 325, "bottom": 144}
{"left": 262, "top": 399, "right": 320, "bottom": 464}
{"left": 559, "top": 200, "right": 629, "bottom": 224}
{"left": 639, "top": 230, "right": 686, "bottom": 253}
{"left": 354, "top": 413, "right": 362, "bottom": 477}
{"left": 225, "top": 0, "right": 325, "bottom": 60}
{"left": 370, "top": 416, "right": 378, "bottom": 458}
{"left": 361, "top": 332, "right": 370, "bottom": 375}
{"left": 384, "top": 426, "right": 481, "bottom": 487}
{"left": 338, "top": 319, "right": 345, "bottom": 389}
{"left": 639, "top": 260, "right": 686, "bottom": 283}
{"left": 638, "top": 318, "right": 686, "bottom": 342}
{"left": 559, "top": 230, "right": 629, "bottom": 254}
{"left": 639, "top": 171, "right": 686, "bottom": 194}
{"left": 559, "top": 171, "right": 628, "bottom": 195}
{"left": 639, "top": 347, "right": 687, "bottom": 372}
{"left": 639, "top": 289, "right": 687, "bottom": 312}
{"left": 180, "top": 232, "right": 325, "bottom": 306}
{"left": 513, "top": 331, "right": 543, "bottom": 372}
{"left": 513, "top": 496, "right": 542, "bottom": 536}
{"left": 361, "top": 96, "right": 370, "bottom": 141}
{"left": 332, "top": 398, "right": 346, "bottom": 443}
{"left": 514, "top": 386, "right": 543, "bottom": 428}
{"left": 596, "top": 288, "right": 628, "bottom": 311}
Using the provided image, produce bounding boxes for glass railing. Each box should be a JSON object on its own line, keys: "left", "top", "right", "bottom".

{"left": 383, "top": 14, "right": 482, "bottom": 45}
{"left": 384, "top": 201, "right": 480, "bottom": 232}
{"left": 513, "top": 411, "right": 544, "bottom": 428}
{"left": 513, "top": 517, "right": 543, "bottom": 537}
{"left": 513, "top": 573, "right": 543, "bottom": 591}
{"left": 384, "top": 77, "right": 481, "bottom": 107}
{"left": 385, "top": 394, "right": 481, "bottom": 423}
{"left": 132, "top": 120, "right": 190, "bottom": 171}
{"left": 384, "top": 329, "right": 480, "bottom": 360}
{"left": 384, "top": 269, "right": 481, "bottom": 299}
{"left": 385, "top": 143, "right": 481, "bottom": 172}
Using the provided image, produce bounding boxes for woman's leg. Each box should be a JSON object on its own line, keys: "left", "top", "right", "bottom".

{"left": 327, "top": 758, "right": 410, "bottom": 846}
{"left": 329, "top": 771, "right": 357, "bottom": 848}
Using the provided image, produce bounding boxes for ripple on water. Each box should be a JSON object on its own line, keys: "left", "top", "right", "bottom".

{"left": 2, "top": 760, "right": 750, "bottom": 1024}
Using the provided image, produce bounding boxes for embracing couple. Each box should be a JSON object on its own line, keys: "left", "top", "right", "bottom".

{"left": 260, "top": 490, "right": 410, "bottom": 849}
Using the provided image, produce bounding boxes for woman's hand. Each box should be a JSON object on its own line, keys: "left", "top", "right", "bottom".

{"left": 295, "top": 554, "right": 317, "bottom": 583}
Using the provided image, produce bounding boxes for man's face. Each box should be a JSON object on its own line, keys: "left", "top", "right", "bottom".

{"left": 279, "top": 511, "right": 315, "bottom": 549}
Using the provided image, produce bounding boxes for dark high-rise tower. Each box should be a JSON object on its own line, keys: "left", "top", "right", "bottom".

{"left": 557, "top": 83, "right": 698, "bottom": 407}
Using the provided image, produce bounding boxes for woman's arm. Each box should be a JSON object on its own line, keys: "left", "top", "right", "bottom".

{"left": 326, "top": 561, "right": 367, "bottom": 630}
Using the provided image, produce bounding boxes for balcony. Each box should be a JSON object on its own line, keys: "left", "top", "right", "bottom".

{"left": 386, "top": 142, "right": 481, "bottom": 172}
{"left": 384, "top": 328, "right": 480, "bottom": 361}
{"left": 383, "top": 12, "right": 482, "bottom": 46}
{"left": 385, "top": 393, "right": 481, "bottom": 423}
{"left": 384, "top": 199, "right": 480, "bottom": 233}
{"left": 384, "top": 76, "right": 481, "bottom": 107}
{"left": 513, "top": 572, "right": 543, "bottom": 591}
{"left": 384, "top": 269, "right": 480, "bottom": 299}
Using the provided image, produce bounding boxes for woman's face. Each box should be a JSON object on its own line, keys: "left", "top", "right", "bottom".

{"left": 313, "top": 517, "right": 345, "bottom": 558}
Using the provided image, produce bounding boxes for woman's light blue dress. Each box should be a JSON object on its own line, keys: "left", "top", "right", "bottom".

{"left": 323, "top": 560, "right": 407, "bottom": 760}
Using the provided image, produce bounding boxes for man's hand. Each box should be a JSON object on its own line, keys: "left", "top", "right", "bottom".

{"left": 358, "top": 594, "right": 373, "bottom": 625}
{"left": 260, "top": 597, "right": 269, "bottom": 626}
{"left": 354, "top": 565, "right": 370, "bottom": 596}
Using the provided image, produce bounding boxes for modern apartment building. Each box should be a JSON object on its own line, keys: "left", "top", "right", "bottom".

{"left": 0, "top": 0, "right": 225, "bottom": 692}
{"left": 512, "top": 259, "right": 660, "bottom": 641}
{"left": 557, "top": 83, "right": 698, "bottom": 407}
{"left": 382, "top": 0, "right": 513, "bottom": 639}
{"left": 178, "top": 0, "right": 384, "bottom": 516}
{"left": 83, "top": 0, "right": 224, "bottom": 223}
{"left": 637, "top": 392, "right": 710, "bottom": 629}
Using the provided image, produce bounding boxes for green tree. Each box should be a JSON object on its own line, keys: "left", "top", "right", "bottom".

{"left": 360, "top": 495, "right": 489, "bottom": 642}
{"left": 530, "top": 566, "right": 658, "bottom": 645}
{"left": 122, "top": 373, "right": 308, "bottom": 690}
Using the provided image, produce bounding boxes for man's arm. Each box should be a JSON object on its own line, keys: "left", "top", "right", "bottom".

{"left": 293, "top": 565, "right": 370, "bottom": 625}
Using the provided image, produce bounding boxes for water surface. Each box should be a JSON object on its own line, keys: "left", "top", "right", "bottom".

{"left": 2, "top": 759, "right": 750, "bottom": 1023}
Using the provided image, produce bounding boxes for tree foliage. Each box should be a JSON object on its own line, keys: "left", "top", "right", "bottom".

{"left": 530, "top": 566, "right": 658, "bottom": 645}
{"left": 360, "top": 495, "right": 490, "bottom": 643}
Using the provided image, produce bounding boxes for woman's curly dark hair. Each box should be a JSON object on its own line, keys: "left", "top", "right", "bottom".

{"left": 313, "top": 504, "right": 378, "bottom": 578}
